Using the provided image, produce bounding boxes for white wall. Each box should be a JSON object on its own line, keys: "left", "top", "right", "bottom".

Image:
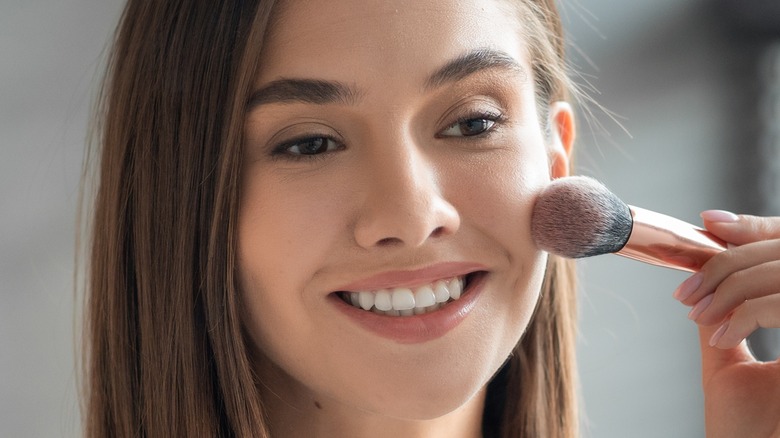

{"left": 0, "top": 1, "right": 768, "bottom": 436}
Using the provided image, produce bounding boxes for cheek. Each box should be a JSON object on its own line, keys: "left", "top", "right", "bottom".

{"left": 236, "top": 171, "right": 350, "bottom": 346}
{"left": 449, "top": 131, "right": 551, "bottom": 247}
{"left": 238, "top": 172, "right": 347, "bottom": 280}
{"left": 442, "top": 129, "right": 552, "bottom": 349}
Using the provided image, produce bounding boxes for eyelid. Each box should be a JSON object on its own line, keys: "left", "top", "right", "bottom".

{"left": 452, "top": 109, "right": 505, "bottom": 123}
{"left": 262, "top": 120, "right": 345, "bottom": 160}
{"left": 435, "top": 108, "right": 507, "bottom": 139}
{"left": 271, "top": 133, "right": 338, "bottom": 153}
{"left": 436, "top": 95, "right": 506, "bottom": 126}
{"left": 270, "top": 134, "right": 345, "bottom": 161}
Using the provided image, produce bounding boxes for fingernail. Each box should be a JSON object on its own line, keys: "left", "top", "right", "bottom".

{"left": 673, "top": 272, "right": 703, "bottom": 301}
{"left": 700, "top": 210, "right": 739, "bottom": 223}
{"left": 688, "top": 294, "right": 714, "bottom": 320}
{"left": 709, "top": 321, "right": 730, "bottom": 347}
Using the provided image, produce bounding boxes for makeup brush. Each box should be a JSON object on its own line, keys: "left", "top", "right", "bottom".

{"left": 530, "top": 176, "right": 727, "bottom": 272}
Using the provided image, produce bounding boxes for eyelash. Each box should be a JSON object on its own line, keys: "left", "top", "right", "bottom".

{"left": 436, "top": 110, "right": 506, "bottom": 139}
{"left": 270, "top": 134, "right": 344, "bottom": 162}
{"left": 269, "top": 109, "right": 506, "bottom": 161}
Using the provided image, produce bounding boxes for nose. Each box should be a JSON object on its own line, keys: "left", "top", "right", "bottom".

{"left": 353, "top": 138, "right": 460, "bottom": 249}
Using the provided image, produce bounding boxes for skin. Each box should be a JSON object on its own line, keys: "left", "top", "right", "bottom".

{"left": 237, "top": 0, "right": 572, "bottom": 436}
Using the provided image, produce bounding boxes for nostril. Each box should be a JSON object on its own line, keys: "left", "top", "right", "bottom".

{"left": 376, "top": 237, "right": 403, "bottom": 247}
{"left": 430, "top": 226, "right": 446, "bottom": 238}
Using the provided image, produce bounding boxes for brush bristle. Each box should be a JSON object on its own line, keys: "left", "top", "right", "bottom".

{"left": 531, "top": 176, "right": 633, "bottom": 258}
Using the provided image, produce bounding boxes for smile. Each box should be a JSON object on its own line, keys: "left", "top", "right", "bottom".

{"left": 336, "top": 272, "right": 480, "bottom": 317}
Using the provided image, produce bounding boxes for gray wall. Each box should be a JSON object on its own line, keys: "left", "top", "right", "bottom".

{"left": 0, "top": 1, "right": 772, "bottom": 436}
{"left": 567, "top": 1, "right": 776, "bottom": 437}
{"left": 1, "top": 1, "right": 125, "bottom": 436}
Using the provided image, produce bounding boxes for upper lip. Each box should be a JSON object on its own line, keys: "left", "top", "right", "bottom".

{"left": 333, "top": 261, "right": 487, "bottom": 292}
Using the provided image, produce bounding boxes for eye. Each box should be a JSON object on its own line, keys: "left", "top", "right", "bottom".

{"left": 275, "top": 135, "right": 343, "bottom": 157}
{"left": 438, "top": 113, "right": 502, "bottom": 138}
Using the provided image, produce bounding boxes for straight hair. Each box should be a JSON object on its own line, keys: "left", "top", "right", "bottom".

{"left": 81, "top": 0, "right": 578, "bottom": 436}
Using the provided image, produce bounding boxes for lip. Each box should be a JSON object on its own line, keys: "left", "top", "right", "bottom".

{"left": 334, "top": 261, "right": 487, "bottom": 292}
{"left": 330, "top": 270, "right": 488, "bottom": 344}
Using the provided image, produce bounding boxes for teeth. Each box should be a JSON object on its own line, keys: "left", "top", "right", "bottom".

{"left": 374, "top": 290, "right": 392, "bottom": 311}
{"left": 413, "top": 286, "right": 436, "bottom": 308}
{"left": 433, "top": 281, "right": 450, "bottom": 303}
{"left": 449, "top": 278, "right": 462, "bottom": 300}
{"left": 358, "top": 292, "right": 374, "bottom": 310}
{"left": 391, "top": 288, "right": 415, "bottom": 310}
{"left": 342, "top": 276, "right": 469, "bottom": 316}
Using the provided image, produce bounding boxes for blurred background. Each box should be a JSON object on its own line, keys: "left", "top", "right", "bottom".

{"left": 1, "top": 0, "right": 777, "bottom": 436}
{"left": 565, "top": 1, "right": 780, "bottom": 436}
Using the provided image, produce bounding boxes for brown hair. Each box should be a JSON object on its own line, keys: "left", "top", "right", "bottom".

{"left": 485, "top": 2, "right": 580, "bottom": 436}
{"left": 81, "top": 0, "right": 577, "bottom": 436}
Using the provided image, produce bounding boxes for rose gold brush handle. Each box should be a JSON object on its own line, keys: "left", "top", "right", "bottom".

{"left": 617, "top": 206, "right": 727, "bottom": 272}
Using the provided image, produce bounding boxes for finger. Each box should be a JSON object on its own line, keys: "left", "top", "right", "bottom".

{"left": 700, "top": 211, "right": 780, "bottom": 246}
{"left": 708, "top": 294, "right": 780, "bottom": 350}
{"left": 694, "top": 259, "right": 780, "bottom": 326}
{"left": 697, "top": 323, "right": 754, "bottom": 385}
{"left": 675, "top": 239, "right": 780, "bottom": 306}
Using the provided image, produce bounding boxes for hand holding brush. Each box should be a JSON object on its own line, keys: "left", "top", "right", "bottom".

{"left": 531, "top": 176, "right": 780, "bottom": 436}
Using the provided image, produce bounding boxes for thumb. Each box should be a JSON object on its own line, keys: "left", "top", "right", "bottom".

{"left": 700, "top": 211, "right": 780, "bottom": 246}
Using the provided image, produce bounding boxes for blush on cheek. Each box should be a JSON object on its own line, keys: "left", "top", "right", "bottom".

{"left": 466, "top": 164, "right": 547, "bottom": 247}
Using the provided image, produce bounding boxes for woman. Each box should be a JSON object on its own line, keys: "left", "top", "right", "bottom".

{"left": 82, "top": 0, "right": 780, "bottom": 436}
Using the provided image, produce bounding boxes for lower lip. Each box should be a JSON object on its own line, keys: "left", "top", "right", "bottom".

{"left": 329, "top": 272, "right": 487, "bottom": 344}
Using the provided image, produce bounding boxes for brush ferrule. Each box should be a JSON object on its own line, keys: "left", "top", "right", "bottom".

{"left": 617, "top": 206, "right": 727, "bottom": 272}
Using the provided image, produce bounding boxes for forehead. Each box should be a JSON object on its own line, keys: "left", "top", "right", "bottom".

{"left": 256, "top": 0, "right": 527, "bottom": 85}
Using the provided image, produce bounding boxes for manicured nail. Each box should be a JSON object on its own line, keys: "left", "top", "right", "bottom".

{"left": 700, "top": 210, "right": 739, "bottom": 223}
{"left": 673, "top": 272, "right": 703, "bottom": 301}
{"left": 709, "top": 321, "right": 730, "bottom": 347}
{"left": 688, "top": 294, "right": 714, "bottom": 320}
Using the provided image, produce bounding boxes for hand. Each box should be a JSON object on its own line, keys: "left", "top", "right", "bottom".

{"left": 673, "top": 211, "right": 780, "bottom": 438}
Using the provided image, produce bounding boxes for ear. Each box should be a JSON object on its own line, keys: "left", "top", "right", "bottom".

{"left": 548, "top": 101, "right": 575, "bottom": 179}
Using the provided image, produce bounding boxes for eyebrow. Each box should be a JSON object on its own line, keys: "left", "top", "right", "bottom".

{"left": 247, "top": 79, "right": 361, "bottom": 109}
{"left": 424, "top": 48, "right": 526, "bottom": 90}
{"left": 246, "top": 48, "right": 524, "bottom": 109}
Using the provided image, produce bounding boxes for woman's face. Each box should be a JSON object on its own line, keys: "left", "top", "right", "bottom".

{"left": 239, "top": 0, "right": 570, "bottom": 421}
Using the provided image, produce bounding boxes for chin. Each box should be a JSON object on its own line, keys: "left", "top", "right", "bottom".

{"left": 347, "top": 373, "right": 488, "bottom": 421}
{"left": 331, "top": 335, "right": 507, "bottom": 421}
